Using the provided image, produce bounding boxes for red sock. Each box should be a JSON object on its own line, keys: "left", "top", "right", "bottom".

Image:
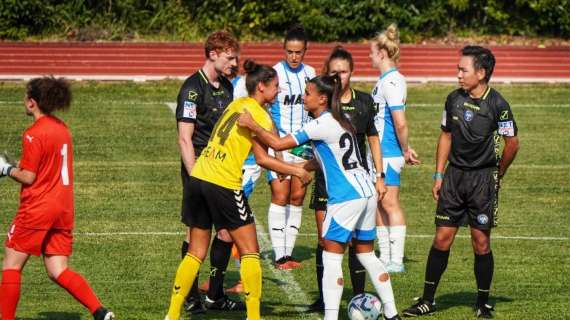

{"left": 55, "top": 268, "right": 102, "bottom": 313}
{"left": 1, "top": 269, "right": 21, "bottom": 320}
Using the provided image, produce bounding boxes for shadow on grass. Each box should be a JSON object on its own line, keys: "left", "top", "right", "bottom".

{"left": 20, "top": 312, "right": 81, "bottom": 320}
{"left": 260, "top": 244, "right": 315, "bottom": 263}
{"left": 435, "top": 291, "right": 514, "bottom": 311}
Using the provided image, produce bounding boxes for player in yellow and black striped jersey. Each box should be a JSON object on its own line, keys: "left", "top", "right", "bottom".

{"left": 165, "top": 60, "right": 312, "bottom": 320}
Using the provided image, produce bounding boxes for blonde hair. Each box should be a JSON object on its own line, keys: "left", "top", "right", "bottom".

{"left": 374, "top": 23, "right": 400, "bottom": 63}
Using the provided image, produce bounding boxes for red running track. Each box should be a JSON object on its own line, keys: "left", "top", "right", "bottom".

{"left": 1, "top": 42, "right": 569, "bottom": 83}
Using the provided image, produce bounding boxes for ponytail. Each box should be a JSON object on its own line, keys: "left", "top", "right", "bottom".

{"left": 308, "top": 74, "right": 354, "bottom": 134}
{"left": 243, "top": 59, "right": 277, "bottom": 95}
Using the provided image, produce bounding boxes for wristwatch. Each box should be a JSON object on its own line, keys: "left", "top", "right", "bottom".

{"left": 376, "top": 172, "right": 386, "bottom": 179}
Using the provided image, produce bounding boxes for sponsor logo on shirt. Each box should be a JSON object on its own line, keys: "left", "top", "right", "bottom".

{"left": 26, "top": 135, "right": 34, "bottom": 143}
{"left": 183, "top": 101, "right": 197, "bottom": 119}
{"left": 284, "top": 94, "right": 303, "bottom": 106}
{"left": 187, "top": 91, "right": 198, "bottom": 101}
{"left": 463, "top": 102, "right": 480, "bottom": 111}
{"left": 500, "top": 110, "right": 509, "bottom": 120}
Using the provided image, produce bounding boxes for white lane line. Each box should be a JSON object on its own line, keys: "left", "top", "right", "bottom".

{"left": 67, "top": 231, "right": 569, "bottom": 241}
{"left": 411, "top": 103, "right": 570, "bottom": 108}
{"left": 163, "top": 101, "right": 319, "bottom": 319}
{"left": 255, "top": 222, "right": 321, "bottom": 319}
{"left": 72, "top": 161, "right": 570, "bottom": 170}
{"left": 165, "top": 102, "right": 176, "bottom": 113}
{"left": 1, "top": 101, "right": 570, "bottom": 108}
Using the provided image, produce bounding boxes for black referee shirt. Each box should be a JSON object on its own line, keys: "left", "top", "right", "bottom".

{"left": 342, "top": 89, "right": 378, "bottom": 170}
{"left": 176, "top": 69, "right": 233, "bottom": 157}
{"left": 441, "top": 87, "right": 517, "bottom": 170}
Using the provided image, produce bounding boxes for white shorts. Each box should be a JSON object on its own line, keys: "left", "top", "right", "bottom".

{"left": 383, "top": 156, "right": 405, "bottom": 186}
{"left": 266, "top": 149, "right": 306, "bottom": 183}
{"left": 322, "top": 195, "right": 378, "bottom": 243}
{"left": 242, "top": 164, "right": 262, "bottom": 198}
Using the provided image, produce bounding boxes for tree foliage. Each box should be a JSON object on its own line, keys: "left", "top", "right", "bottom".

{"left": 0, "top": 0, "right": 568, "bottom": 41}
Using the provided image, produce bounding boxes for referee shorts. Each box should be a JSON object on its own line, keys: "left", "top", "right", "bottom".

{"left": 309, "top": 169, "right": 328, "bottom": 211}
{"left": 435, "top": 165, "right": 499, "bottom": 230}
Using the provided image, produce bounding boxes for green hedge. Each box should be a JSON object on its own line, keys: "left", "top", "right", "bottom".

{"left": 1, "top": 0, "right": 568, "bottom": 41}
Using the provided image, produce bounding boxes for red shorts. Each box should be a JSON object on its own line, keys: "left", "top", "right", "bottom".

{"left": 5, "top": 222, "right": 73, "bottom": 257}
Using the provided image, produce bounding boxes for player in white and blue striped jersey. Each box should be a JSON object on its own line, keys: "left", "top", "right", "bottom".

{"left": 370, "top": 24, "right": 420, "bottom": 274}
{"left": 237, "top": 75, "right": 401, "bottom": 320}
{"left": 266, "top": 25, "right": 316, "bottom": 270}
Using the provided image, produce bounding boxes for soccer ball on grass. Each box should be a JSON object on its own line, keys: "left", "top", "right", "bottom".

{"left": 347, "top": 293, "right": 383, "bottom": 320}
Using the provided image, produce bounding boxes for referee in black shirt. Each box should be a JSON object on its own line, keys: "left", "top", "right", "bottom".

{"left": 403, "top": 46, "right": 519, "bottom": 318}
{"left": 175, "top": 31, "right": 244, "bottom": 313}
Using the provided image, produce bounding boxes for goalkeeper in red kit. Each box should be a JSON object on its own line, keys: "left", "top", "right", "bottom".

{"left": 0, "top": 77, "right": 114, "bottom": 320}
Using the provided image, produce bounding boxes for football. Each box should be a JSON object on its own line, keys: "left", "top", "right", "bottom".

{"left": 347, "top": 293, "right": 383, "bottom": 320}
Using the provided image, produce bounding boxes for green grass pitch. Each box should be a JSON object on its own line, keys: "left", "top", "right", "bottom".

{"left": 0, "top": 81, "right": 568, "bottom": 319}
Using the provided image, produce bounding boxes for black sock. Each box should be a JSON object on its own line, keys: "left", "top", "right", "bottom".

{"left": 348, "top": 246, "right": 366, "bottom": 295}
{"left": 422, "top": 246, "right": 450, "bottom": 303}
{"left": 181, "top": 240, "right": 201, "bottom": 301}
{"left": 475, "top": 251, "right": 494, "bottom": 307}
{"left": 207, "top": 237, "right": 233, "bottom": 300}
{"left": 316, "top": 244, "right": 324, "bottom": 301}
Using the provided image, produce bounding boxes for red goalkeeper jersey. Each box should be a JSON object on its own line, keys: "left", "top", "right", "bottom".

{"left": 16, "top": 116, "right": 74, "bottom": 230}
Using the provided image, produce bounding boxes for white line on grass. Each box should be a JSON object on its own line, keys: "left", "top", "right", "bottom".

{"left": 74, "top": 231, "right": 570, "bottom": 241}
{"left": 255, "top": 222, "right": 321, "bottom": 320}
{"left": 162, "top": 102, "right": 319, "bottom": 319}
{"left": 411, "top": 103, "right": 570, "bottom": 108}
{"left": 165, "top": 102, "right": 176, "bottom": 113}
{"left": 3, "top": 101, "right": 570, "bottom": 108}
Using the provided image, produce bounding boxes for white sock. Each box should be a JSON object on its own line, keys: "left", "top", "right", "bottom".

{"left": 322, "top": 251, "right": 344, "bottom": 320}
{"left": 356, "top": 251, "right": 398, "bottom": 318}
{"left": 376, "top": 226, "right": 390, "bottom": 265}
{"left": 389, "top": 225, "right": 406, "bottom": 265}
{"left": 268, "top": 203, "right": 287, "bottom": 261}
{"left": 285, "top": 205, "right": 302, "bottom": 256}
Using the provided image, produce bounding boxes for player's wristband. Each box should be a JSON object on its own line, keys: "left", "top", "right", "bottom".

{"left": 376, "top": 172, "right": 386, "bottom": 179}
{"left": 433, "top": 172, "right": 444, "bottom": 180}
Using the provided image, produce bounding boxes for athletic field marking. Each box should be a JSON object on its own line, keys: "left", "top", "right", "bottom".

{"left": 162, "top": 101, "right": 318, "bottom": 319}
{"left": 165, "top": 102, "right": 176, "bottom": 113}
{"left": 411, "top": 103, "right": 570, "bottom": 108}
{"left": 72, "top": 161, "right": 570, "bottom": 170}
{"left": 71, "top": 231, "right": 569, "bottom": 241}
{"left": 2, "top": 100, "right": 570, "bottom": 108}
{"left": 255, "top": 222, "right": 320, "bottom": 319}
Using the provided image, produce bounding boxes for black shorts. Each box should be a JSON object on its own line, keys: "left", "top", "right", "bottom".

{"left": 181, "top": 176, "right": 254, "bottom": 231}
{"left": 309, "top": 169, "right": 328, "bottom": 211}
{"left": 436, "top": 165, "right": 499, "bottom": 230}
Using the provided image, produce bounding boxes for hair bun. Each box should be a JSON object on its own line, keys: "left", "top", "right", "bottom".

{"left": 386, "top": 23, "right": 399, "bottom": 42}
{"left": 243, "top": 59, "right": 259, "bottom": 74}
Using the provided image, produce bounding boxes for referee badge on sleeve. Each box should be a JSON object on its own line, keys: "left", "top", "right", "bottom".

{"left": 183, "top": 101, "right": 197, "bottom": 119}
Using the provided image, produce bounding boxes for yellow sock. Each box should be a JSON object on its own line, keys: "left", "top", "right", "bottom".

{"left": 167, "top": 253, "right": 202, "bottom": 320}
{"left": 240, "top": 253, "right": 262, "bottom": 320}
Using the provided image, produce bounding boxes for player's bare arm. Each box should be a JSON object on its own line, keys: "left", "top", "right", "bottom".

{"left": 432, "top": 131, "right": 451, "bottom": 201}
{"left": 367, "top": 134, "right": 387, "bottom": 199}
{"left": 391, "top": 110, "right": 420, "bottom": 165}
{"left": 1, "top": 154, "right": 35, "bottom": 185}
{"left": 251, "top": 137, "right": 311, "bottom": 185}
{"left": 238, "top": 110, "right": 297, "bottom": 151}
{"left": 498, "top": 136, "right": 520, "bottom": 179}
{"left": 177, "top": 122, "right": 196, "bottom": 173}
